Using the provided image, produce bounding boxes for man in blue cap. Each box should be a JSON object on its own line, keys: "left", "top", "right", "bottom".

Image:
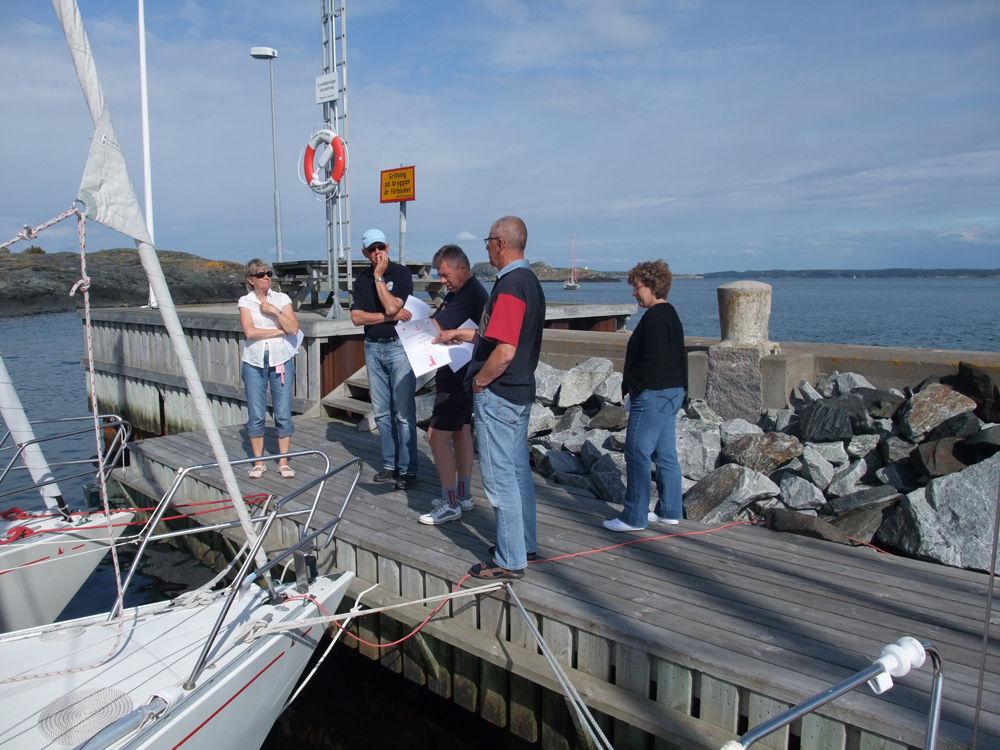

{"left": 350, "top": 229, "right": 418, "bottom": 489}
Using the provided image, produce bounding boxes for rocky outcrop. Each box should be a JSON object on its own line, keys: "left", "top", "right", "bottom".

{"left": 514, "top": 359, "right": 999, "bottom": 576}
{"left": 0, "top": 248, "right": 245, "bottom": 317}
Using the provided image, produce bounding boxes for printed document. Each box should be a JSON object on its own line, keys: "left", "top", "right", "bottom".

{"left": 396, "top": 297, "right": 477, "bottom": 377}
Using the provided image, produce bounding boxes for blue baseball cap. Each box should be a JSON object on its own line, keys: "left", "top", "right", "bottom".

{"left": 361, "top": 228, "right": 387, "bottom": 249}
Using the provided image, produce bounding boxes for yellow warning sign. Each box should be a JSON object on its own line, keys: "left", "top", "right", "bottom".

{"left": 380, "top": 165, "right": 415, "bottom": 203}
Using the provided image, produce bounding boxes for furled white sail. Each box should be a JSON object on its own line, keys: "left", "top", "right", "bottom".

{"left": 0, "top": 352, "right": 63, "bottom": 508}
{"left": 52, "top": 0, "right": 264, "bottom": 566}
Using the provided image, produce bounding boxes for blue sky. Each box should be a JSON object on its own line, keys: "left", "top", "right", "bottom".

{"left": 1, "top": 0, "right": 998, "bottom": 274}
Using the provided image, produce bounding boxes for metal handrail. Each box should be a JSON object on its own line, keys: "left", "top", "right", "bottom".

{"left": 727, "top": 637, "right": 944, "bottom": 750}
{"left": 111, "top": 449, "right": 332, "bottom": 619}
{"left": 0, "top": 414, "right": 131, "bottom": 501}
{"left": 181, "top": 457, "right": 362, "bottom": 690}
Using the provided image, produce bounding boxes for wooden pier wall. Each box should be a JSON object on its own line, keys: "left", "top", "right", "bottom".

{"left": 86, "top": 303, "right": 633, "bottom": 434}
{"left": 114, "top": 419, "right": 999, "bottom": 750}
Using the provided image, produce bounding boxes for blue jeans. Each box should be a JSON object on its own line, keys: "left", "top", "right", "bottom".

{"left": 241, "top": 351, "right": 295, "bottom": 439}
{"left": 621, "top": 387, "right": 685, "bottom": 527}
{"left": 474, "top": 388, "right": 536, "bottom": 570}
{"left": 365, "top": 339, "right": 417, "bottom": 475}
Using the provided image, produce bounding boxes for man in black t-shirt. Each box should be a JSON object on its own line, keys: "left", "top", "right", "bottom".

{"left": 350, "top": 228, "right": 418, "bottom": 490}
{"left": 417, "top": 245, "right": 488, "bottom": 526}
{"left": 435, "top": 216, "right": 545, "bottom": 579}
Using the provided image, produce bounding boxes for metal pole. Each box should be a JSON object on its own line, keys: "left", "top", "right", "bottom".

{"left": 268, "top": 58, "right": 284, "bottom": 263}
{"left": 399, "top": 200, "right": 406, "bottom": 265}
{"left": 137, "top": 0, "right": 157, "bottom": 308}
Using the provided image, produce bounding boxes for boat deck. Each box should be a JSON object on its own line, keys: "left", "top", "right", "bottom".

{"left": 119, "top": 417, "right": 999, "bottom": 750}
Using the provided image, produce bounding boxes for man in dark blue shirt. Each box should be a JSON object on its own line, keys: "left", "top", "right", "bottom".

{"left": 418, "top": 245, "right": 488, "bottom": 526}
{"left": 350, "top": 228, "right": 418, "bottom": 490}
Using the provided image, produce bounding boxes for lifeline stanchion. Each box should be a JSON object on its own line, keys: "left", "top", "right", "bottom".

{"left": 505, "top": 582, "right": 614, "bottom": 750}
{"left": 720, "top": 637, "right": 944, "bottom": 750}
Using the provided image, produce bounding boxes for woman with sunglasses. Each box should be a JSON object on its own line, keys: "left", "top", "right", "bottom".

{"left": 238, "top": 258, "right": 300, "bottom": 479}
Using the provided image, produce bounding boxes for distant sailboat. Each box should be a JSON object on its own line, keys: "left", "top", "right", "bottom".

{"left": 563, "top": 233, "right": 580, "bottom": 290}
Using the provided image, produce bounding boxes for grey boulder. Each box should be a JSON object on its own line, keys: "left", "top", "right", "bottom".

{"left": 557, "top": 357, "right": 614, "bottom": 408}
{"left": 898, "top": 383, "right": 977, "bottom": 442}
{"left": 684, "top": 464, "right": 779, "bottom": 524}
{"left": 721, "top": 432, "right": 803, "bottom": 475}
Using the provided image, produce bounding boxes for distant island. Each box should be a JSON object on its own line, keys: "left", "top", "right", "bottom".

{"left": 471, "top": 261, "right": 701, "bottom": 282}
{"left": 2, "top": 243, "right": 996, "bottom": 318}
{"left": 701, "top": 268, "right": 1000, "bottom": 279}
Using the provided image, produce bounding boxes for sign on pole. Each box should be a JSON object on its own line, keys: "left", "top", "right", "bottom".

{"left": 315, "top": 72, "right": 339, "bottom": 104}
{"left": 380, "top": 165, "right": 415, "bottom": 203}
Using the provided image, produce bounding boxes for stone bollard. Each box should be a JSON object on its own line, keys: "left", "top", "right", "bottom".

{"left": 705, "top": 281, "right": 779, "bottom": 421}
{"left": 716, "top": 280, "right": 779, "bottom": 353}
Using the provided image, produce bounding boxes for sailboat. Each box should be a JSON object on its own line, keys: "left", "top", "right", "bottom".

{"left": 563, "top": 233, "right": 580, "bottom": 290}
{"left": 0, "top": 1, "right": 356, "bottom": 746}
{"left": 0, "top": 354, "right": 135, "bottom": 632}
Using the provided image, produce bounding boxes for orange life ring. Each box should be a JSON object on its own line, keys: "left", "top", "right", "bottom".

{"left": 303, "top": 129, "right": 346, "bottom": 195}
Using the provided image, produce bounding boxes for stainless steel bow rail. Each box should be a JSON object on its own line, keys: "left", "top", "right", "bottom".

{"left": 180, "top": 456, "right": 362, "bottom": 691}
{"left": 721, "top": 636, "right": 944, "bottom": 750}
{"left": 110, "top": 450, "right": 352, "bottom": 618}
{"left": 65, "top": 454, "right": 362, "bottom": 750}
{"left": 0, "top": 414, "right": 131, "bottom": 512}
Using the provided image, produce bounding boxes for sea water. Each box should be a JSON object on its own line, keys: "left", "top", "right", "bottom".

{"left": 1, "top": 277, "right": 997, "bottom": 746}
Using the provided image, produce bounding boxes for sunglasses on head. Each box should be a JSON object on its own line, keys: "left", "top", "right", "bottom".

{"left": 250, "top": 271, "right": 273, "bottom": 279}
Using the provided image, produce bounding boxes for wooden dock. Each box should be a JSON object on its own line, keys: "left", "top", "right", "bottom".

{"left": 116, "top": 418, "right": 999, "bottom": 750}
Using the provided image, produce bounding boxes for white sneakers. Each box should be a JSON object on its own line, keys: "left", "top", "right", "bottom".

{"left": 602, "top": 513, "right": 682, "bottom": 532}
{"left": 601, "top": 518, "right": 644, "bottom": 532}
{"left": 431, "top": 495, "right": 474, "bottom": 511}
{"left": 648, "top": 512, "right": 680, "bottom": 526}
{"left": 419, "top": 502, "right": 462, "bottom": 525}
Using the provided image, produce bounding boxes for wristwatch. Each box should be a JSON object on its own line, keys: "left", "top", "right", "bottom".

{"left": 474, "top": 378, "right": 485, "bottom": 390}
{"left": 374, "top": 277, "right": 386, "bottom": 284}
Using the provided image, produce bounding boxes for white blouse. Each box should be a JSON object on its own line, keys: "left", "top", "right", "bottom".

{"left": 238, "top": 290, "right": 296, "bottom": 367}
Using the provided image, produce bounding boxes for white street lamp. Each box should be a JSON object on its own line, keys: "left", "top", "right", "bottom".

{"left": 250, "top": 46, "right": 284, "bottom": 263}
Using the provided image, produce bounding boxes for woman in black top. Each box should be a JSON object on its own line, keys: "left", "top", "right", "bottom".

{"left": 603, "top": 260, "right": 687, "bottom": 532}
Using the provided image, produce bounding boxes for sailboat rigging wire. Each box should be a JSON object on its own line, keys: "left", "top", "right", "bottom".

{"left": 74, "top": 208, "right": 125, "bottom": 618}
{"left": 280, "top": 582, "right": 378, "bottom": 711}
{"left": 969, "top": 475, "right": 1000, "bottom": 750}
{"left": 0, "top": 205, "right": 77, "bottom": 251}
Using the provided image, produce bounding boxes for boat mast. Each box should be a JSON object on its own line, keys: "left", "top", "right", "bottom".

{"left": 53, "top": 0, "right": 266, "bottom": 567}
{"left": 321, "top": 0, "right": 351, "bottom": 319}
{"left": 0, "top": 352, "right": 66, "bottom": 512}
{"left": 138, "top": 0, "right": 157, "bottom": 309}
{"left": 571, "top": 232, "right": 577, "bottom": 284}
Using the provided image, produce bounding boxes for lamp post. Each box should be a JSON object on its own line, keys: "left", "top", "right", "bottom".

{"left": 250, "top": 46, "right": 284, "bottom": 263}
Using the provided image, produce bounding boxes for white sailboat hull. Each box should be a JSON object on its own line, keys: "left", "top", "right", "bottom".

{"left": 0, "top": 570, "right": 353, "bottom": 749}
{"left": 0, "top": 510, "right": 134, "bottom": 632}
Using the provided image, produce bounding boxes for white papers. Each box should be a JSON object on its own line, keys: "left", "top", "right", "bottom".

{"left": 396, "top": 297, "right": 477, "bottom": 377}
{"left": 284, "top": 330, "right": 305, "bottom": 355}
{"left": 403, "top": 295, "right": 432, "bottom": 320}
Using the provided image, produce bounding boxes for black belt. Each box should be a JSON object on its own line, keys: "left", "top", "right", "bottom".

{"left": 365, "top": 336, "right": 398, "bottom": 343}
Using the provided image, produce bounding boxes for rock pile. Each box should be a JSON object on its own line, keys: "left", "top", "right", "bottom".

{"left": 523, "top": 357, "right": 1000, "bottom": 574}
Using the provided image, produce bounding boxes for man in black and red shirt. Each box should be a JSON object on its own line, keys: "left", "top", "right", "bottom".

{"left": 417, "top": 244, "right": 488, "bottom": 526}
{"left": 436, "top": 216, "right": 545, "bottom": 579}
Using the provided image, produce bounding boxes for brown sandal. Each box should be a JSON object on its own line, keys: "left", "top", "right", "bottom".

{"left": 468, "top": 561, "right": 524, "bottom": 580}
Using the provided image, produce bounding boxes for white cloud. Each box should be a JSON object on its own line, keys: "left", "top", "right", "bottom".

{"left": 1, "top": 1, "right": 998, "bottom": 274}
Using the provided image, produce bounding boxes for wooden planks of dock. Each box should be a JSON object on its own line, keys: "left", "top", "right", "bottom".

{"left": 118, "top": 417, "right": 999, "bottom": 750}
